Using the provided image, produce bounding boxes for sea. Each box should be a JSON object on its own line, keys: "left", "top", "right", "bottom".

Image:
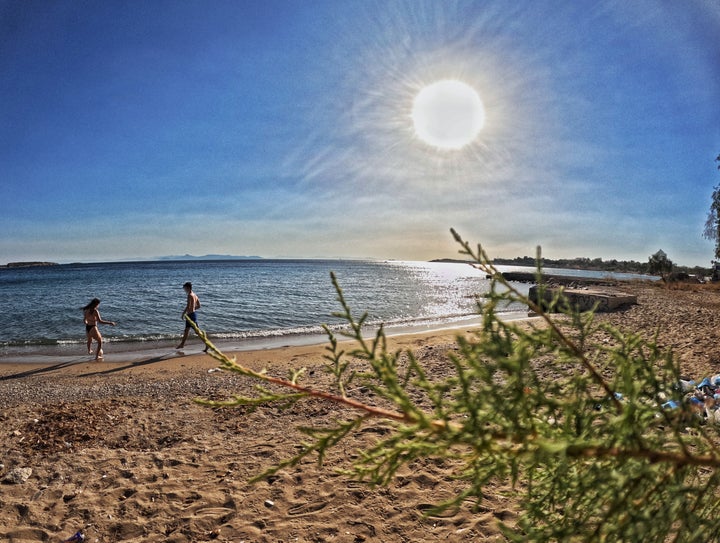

{"left": 0, "top": 259, "right": 653, "bottom": 363}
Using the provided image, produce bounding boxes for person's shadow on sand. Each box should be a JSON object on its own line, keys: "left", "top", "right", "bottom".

{"left": 0, "top": 352, "right": 183, "bottom": 381}
{"left": 79, "top": 352, "right": 184, "bottom": 377}
{"left": 0, "top": 357, "right": 90, "bottom": 381}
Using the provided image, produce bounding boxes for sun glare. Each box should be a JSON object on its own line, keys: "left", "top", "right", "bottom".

{"left": 411, "top": 79, "right": 485, "bottom": 150}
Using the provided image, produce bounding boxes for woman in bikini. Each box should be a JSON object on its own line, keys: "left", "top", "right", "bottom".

{"left": 83, "top": 298, "right": 116, "bottom": 360}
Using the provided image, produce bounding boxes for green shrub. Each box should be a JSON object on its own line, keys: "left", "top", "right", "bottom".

{"left": 194, "top": 230, "right": 720, "bottom": 542}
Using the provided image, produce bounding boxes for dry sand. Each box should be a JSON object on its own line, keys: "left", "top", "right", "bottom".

{"left": 1, "top": 282, "right": 719, "bottom": 542}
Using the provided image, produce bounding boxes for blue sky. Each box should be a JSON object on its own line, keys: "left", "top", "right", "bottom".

{"left": 2, "top": 0, "right": 719, "bottom": 266}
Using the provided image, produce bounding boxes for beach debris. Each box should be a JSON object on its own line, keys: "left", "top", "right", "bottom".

{"left": 264, "top": 499, "right": 274, "bottom": 508}
{"left": 593, "top": 392, "right": 624, "bottom": 411}
{"left": 660, "top": 374, "right": 720, "bottom": 423}
{"left": 61, "top": 531, "right": 85, "bottom": 542}
{"left": 2, "top": 466, "right": 32, "bottom": 484}
{"left": 678, "top": 378, "right": 696, "bottom": 392}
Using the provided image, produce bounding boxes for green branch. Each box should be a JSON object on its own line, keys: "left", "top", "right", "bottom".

{"left": 191, "top": 230, "right": 720, "bottom": 542}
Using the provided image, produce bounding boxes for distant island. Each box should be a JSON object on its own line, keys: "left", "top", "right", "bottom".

{"left": 1, "top": 261, "right": 58, "bottom": 268}
{"left": 158, "top": 254, "right": 263, "bottom": 261}
{"left": 1, "top": 256, "right": 262, "bottom": 267}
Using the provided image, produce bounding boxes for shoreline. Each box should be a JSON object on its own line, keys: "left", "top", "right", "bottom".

{"left": 0, "top": 323, "right": 486, "bottom": 407}
{"left": 0, "top": 312, "right": 532, "bottom": 365}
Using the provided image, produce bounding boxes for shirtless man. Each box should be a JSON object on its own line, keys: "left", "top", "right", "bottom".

{"left": 82, "top": 298, "right": 116, "bottom": 360}
{"left": 176, "top": 282, "right": 202, "bottom": 349}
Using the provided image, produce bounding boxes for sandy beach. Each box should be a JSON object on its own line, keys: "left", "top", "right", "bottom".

{"left": 1, "top": 281, "right": 719, "bottom": 542}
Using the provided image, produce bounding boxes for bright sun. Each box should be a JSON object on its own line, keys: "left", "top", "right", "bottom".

{"left": 411, "top": 79, "right": 485, "bottom": 150}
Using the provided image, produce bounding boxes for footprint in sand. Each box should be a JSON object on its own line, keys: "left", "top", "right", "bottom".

{"left": 347, "top": 520, "right": 377, "bottom": 537}
{"left": 248, "top": 443, "right": 276, "bottom": 458}
{"left": 287, "top": 500, "right": 329, "bottom": 516}
{"left": 4, "top": 528, "right": 51, "bottom": 541}
{"left": 417, "top": 503, "right": 460, "bottom": 518}
{"left": 190, "top": 506, "right": 237, "bottom": 524}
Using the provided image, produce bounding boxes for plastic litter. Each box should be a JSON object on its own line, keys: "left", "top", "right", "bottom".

{"left": 678, "top": 379, "right": 696, "bottom": 392}
{"left": 667, "top": 375, "right": 720, "bottom": 423}
{"left": 697, "top": 377, "right": 713, "bottom": 390}
{"left": 62, "top": 531, "right": 85, "bottom": 542}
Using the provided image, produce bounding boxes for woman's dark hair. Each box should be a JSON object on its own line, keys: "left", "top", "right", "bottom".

{"left": 83, "top": 298, "right": 101, "bottom": 311}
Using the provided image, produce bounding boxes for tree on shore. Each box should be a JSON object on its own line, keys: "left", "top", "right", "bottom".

{"left": 647, "top": 249, "right": 673, "bottom": 281}
{"left": 703, "top": 153, "right": 720, "bottom": 259}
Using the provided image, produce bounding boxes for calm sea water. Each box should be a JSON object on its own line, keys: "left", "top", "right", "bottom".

{"left": 0, "top": 259, "right": 649, "bottom": 362}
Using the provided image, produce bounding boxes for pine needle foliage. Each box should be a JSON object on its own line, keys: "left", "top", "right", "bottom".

{"left": 195, "top": 230, "right": 720, "bottom": 542}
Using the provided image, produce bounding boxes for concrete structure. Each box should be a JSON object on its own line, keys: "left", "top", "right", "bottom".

{"left": 529, "top": 285, "right": 637, "bottom": 313}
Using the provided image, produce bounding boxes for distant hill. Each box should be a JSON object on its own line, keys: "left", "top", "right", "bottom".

{"left": 1, "top": 261, "right": 59, "bottom": 268}
{"left": 158, "top": 254, "right": 263, "bottom": 261}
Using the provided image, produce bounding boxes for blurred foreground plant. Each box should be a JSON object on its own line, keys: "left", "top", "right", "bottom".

{"left": 195, "top": 230, "right": 720, "bottom": 542}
